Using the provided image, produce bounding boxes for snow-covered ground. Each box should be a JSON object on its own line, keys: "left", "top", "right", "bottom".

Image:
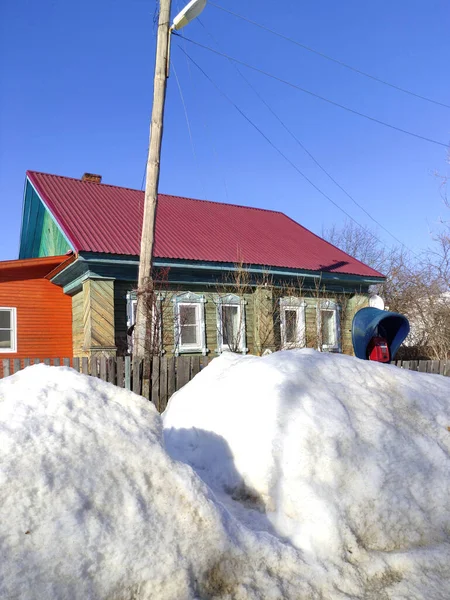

{"left": 1, "top": 351, "right": 450, "bottom": 599}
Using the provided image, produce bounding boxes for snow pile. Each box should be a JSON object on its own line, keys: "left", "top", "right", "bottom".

{"left": 164, "top": 350, "right": 450, "bottom": 598}
{"left": 0, "top": 365, "right": 308, "bottom": 600}
{"left": 1, "top": 354, "right": 450, "bottom": 600}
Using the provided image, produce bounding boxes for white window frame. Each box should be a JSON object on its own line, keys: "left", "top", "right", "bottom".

{"left": 0, "top": 307, "right": 17, "bottom": 354}
{"left": 126, "top": 292, "right": 163, "bottom": 355}
{"left": 280, "top": 298, "right": 306, "bottom": 349}
{"left": 173, "top": 292, "right": 207, "bottom": 356}
{"left": 317, "top": 299, "right": 341, "bottom": 352}
{"left": 216, "top": 294, "right": 248, "bottom": 354}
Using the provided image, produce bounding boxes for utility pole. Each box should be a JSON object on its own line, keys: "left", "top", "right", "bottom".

{"left": 134, "top": 0, "right": 172, "bottom": 360}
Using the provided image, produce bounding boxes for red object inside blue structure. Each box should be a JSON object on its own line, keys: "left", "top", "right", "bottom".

{"left": 367, "top": 336, "right": 390, "bottom": 362}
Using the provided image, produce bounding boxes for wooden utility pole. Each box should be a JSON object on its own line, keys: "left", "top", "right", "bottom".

{"left": 134, "top": 0, "right": 172, "bottom": 359}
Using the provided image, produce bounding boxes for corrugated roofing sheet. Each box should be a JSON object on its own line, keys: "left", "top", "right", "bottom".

{"left": 27, "top": 171, "right": 383, "bottom": 278}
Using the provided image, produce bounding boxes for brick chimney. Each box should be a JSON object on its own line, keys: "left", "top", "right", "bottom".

{"left": 82, "top": 173, "right": 102, "bottom": 184}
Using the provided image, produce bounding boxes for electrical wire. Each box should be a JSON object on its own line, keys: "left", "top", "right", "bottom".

{"left": 172, "top": 59, "right": 208, "bottom": 200}
{"left": 172, "top": 33, "right": 449, "bottom": 149}
{"left": 196, "top": 19, "right": 411, "bottom": 253}
{"left": 177, "top": 43, "right": 394, "bottom": 254}
{"left": 209, "top": 2, "right": 450, "bottom": 111}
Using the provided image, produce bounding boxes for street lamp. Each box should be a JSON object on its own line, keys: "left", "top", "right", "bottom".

{"left": 134, "top": 0, "right": 207, "bottom": 360}
{"left": 172, "top": 0, "right": 207, "bottom": 31}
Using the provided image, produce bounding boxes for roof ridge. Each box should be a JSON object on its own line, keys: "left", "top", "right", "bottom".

{"left": 26, "top": 171, "right": 285, "bottom": 215}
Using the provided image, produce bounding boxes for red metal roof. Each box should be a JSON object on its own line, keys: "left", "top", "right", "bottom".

{"left": 26, "top": 171, "right": 383, "bottom": 278}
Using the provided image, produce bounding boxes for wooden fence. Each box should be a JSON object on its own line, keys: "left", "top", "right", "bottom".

{"left": 0, "top": 356, "right": 213, "bottom": 413}
{"left": 393, "top": 359, "right": 450, "bottom": 376}
{"left": 1, "top": 357, "right": 448, "bottom": 412}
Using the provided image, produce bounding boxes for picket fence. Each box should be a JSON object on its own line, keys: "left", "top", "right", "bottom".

{"left": 1, "top": 356, "right": 448, "bottom": 412}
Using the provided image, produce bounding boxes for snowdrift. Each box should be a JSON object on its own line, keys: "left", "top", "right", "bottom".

{"left": 1, "top": 351, "right": 449, "bottom": 599}
{"left": 164, "top": 350, "right": 450, "bottom": 597}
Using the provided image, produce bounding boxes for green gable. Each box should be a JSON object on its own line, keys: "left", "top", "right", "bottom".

{"left": 19, "top": 180, "right": 72, "bottom": 259}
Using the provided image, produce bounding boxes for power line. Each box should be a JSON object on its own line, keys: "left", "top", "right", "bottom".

{"left": 172, "top": 59, "right": 208, "bottom": 200}
{"left": 173, "top": 33, "right": 449, "bottom": 150}
{"left": 196, "top": 19, "right": 411, "bottom": 253}
{"left": 176, "top": 44, "right": 395, "bottom": 254}
{"left": 209, "top": 2, "right": 450, "bottom": 111}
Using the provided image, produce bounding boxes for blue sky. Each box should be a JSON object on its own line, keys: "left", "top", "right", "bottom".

{"left": 0, "top": 0, "right": 449, "bottom": 261}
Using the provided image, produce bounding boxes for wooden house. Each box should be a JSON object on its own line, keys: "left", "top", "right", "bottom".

{"left": 16, "top": 171, "right": 385, "bottom": 359}
{"left": 0, "top": 255, "right": 74, "bottom": 361}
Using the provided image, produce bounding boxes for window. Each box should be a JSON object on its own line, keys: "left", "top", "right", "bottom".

{"left": 217, "top": 294, "right": 247, "bottom": 353}
{"left": 126, "top": 293, "right": 162, "bottom": 354}
{"left": 280, "top": 298, "right": 306, "bottom": 349}
{"left": 173, "top": 292, "right": 207, "bottom": 355}
{"left": 318, "top": 300, "right": 341, "bottom": 352}
{"left": 0, "top": 308, "right": 17, "bottom": 353}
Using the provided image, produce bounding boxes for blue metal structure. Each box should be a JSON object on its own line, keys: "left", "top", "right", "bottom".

{"left": 352, "top": 307, "right": 410, "bottom": 360}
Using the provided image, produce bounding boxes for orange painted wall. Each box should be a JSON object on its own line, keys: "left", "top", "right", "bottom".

{"left": 0, "top": 278, "right": 72, "bottom": 361}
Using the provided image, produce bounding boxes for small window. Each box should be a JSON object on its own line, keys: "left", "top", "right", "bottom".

{"left": 280, "top": 298, "right": 306, "bottom": 349}
{"left": 217, "top": 295, "right": 247, "bottom": 353}
{"left": 173, "top": 292, "right": 207, "bottom": 355}
{"left": 179, "top": 304, "right": 201, "bottom": 347}
{"left": 318, "top": 300, "right": 341, "bottom": 352}
{"left": 0, "top": 308, "right": 17, "bottom": 353}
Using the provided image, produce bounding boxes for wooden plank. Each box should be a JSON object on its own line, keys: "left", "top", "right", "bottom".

{"left": 132, "top": 358, "right": 142, "bottom": 395}
{"left": 23, "top": 358, "right": 31, "bottom": 369}
{"left": 116, "top": 357, "right": 125, "bottom": 388}
{"left": 13, "top": 359, "right": 21, "bottom": 374}
{"left": 151, "top": 357, "right": 160, "bottom": 408}
{"left": 82, "top": 357, "right": 89, "bottom": 375}
{"left": 53, "top": 358, "right": 60, "bottom": 367}
{"left": 177, "top": 356, "right": 190, "bottom": 390}
{"left": 200, "top": 356, "right": 210, "bottom": 371}
{"left": 99, "top": 357, "right": 107, "bottom": 381}
{"left": 90, "top": 357, "right": 98, "bottom": 377}
{"left": 2, "top": 360, "right": 10, "bottom": 378}
{"left": 142, "top": 358, "right": 152, "bottom": 400}
{"left": 418, "top": 360, "right": 427, "bottom": 373}
{"left": 63, "top": 358, "right": 71, "bottom": 368}
{"left": 402, "top": 361, "right": 410, "bottom": 371}
{"left": 443, "top": 361, "right": 450, "bottom": 377}
{"left": 191, "top": 356, "right": 200, "bottom": 378}
{"left": 43, "top": 358, "right": 50, "bottom": 366}
{"left": 125, "top": 356, "right": 131, "bottom": 390}
{"left": 409, "top": 360, "right": 418, "bottom": 372}
{"left": 107, "top": 357, "right": 116, "bottom": 384}
{"left": 73, "top": 358, "right": 80, "bottom": 372}
{"left": 430, "top": 360, "right": 440, "bottom": 375}
{"left": 167, "top": 356, "right": 175, "bottom": 399}
{"left": 159, "top": 357, "right": 168, "bottom": 413}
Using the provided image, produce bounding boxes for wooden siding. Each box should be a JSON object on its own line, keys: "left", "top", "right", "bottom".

{"left": 72, "top": 289, "right": 86, "bottom": 358}
{"left": 38, "top": 209, "right": 71, "bottom": 257}
{"left": 20, "top": 184, "right": 71, "bottom": 258}
{"left": 82, "top": 279, "right": 116, "bottom": 355}
{"left": 112, "top": 281, "right": 368, "bottom": 357}
{"left": 0, "top": 278, "right": 72, "bottom": 359}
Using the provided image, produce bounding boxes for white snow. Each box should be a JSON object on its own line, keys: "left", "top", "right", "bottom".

{"left": 164, "top": 350, "right": 450, "bottom": 598}
{"left": 1, "top": 351, "right": 450, "bottom": 599}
